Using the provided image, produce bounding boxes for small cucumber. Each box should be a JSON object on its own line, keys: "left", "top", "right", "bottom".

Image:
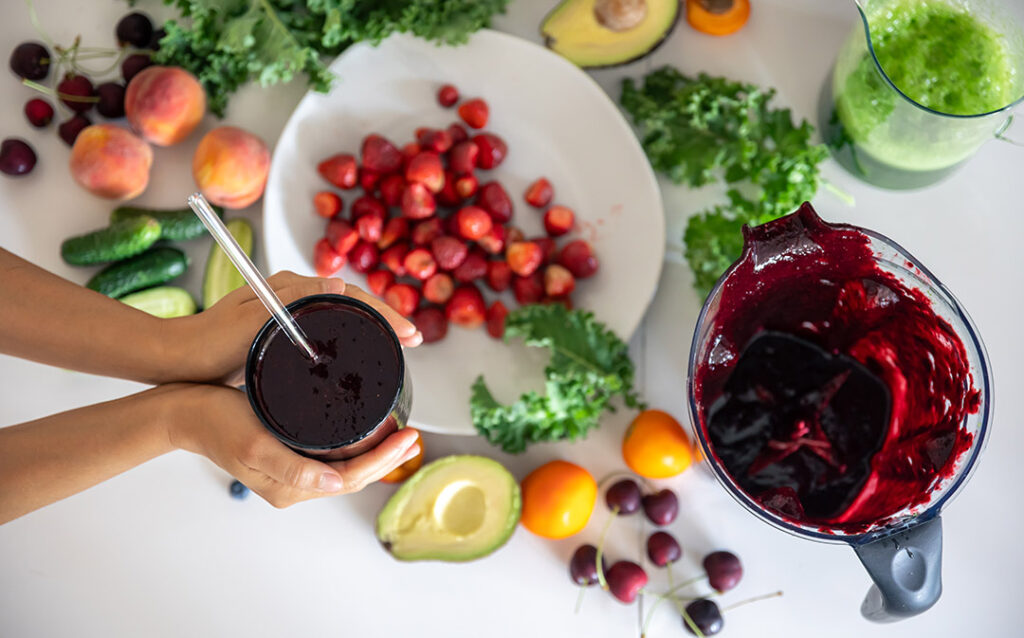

{"left": 87, "top": 247, "right": 188, "bottom": 298}
{"left": 120, "top": 286, "right": 197, "bottom": 318}
{"left": 61, "top": 216, "right": 162, "bottom": 266}
{"left": 203, "top": 218, "right": 253, "bottom": 309}
{"left": 111, "top": 205, "right": 223, "bottom": 242}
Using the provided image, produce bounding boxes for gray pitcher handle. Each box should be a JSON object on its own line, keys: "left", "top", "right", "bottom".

{"left": 853, "top": 516, "right": 943, "bottom": 622}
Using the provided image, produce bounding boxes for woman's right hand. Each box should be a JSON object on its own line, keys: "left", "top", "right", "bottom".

{"left": 165, "top": 383, "right": 421, "bottom": 508}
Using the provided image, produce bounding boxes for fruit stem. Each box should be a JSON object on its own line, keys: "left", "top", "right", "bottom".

{"left": 21, "top": 78, "right": 99, "bottom": 103}
{"left": 24, "top": 0, "right": 55, "bottom": 48}
{"left": 680, "top": 606, "right": 707, "bottom": 638}
{"left": 573, "top": 586, "right": 586, "bottom": 615}
{"left": 594, "top": 506, "right": 617, "bottom": 590}
{"left": 720, "top": 590, "right": 784, "bottom": 612}
{"left": 823, "top": 179, "right": 855, "bottom": 207}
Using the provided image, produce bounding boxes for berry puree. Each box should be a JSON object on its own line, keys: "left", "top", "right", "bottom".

{"left": 694, "top": 203, "right": 980, "bottom": 531}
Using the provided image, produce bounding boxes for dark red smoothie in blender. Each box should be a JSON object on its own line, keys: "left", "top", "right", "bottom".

{"left": 693, "top": 204, "right": 980, "bottom": 531}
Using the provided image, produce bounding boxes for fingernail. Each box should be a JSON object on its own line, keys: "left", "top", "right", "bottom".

{"left": 399, "top": 444, "right": 421, "bottom": 464}
{"left": 318, "top": 472, "right": 344, "bottom": 492}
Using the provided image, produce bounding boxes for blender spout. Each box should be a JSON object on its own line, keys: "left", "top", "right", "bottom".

{"left": 854, "top": 516, "right": 943, "bottom": 622}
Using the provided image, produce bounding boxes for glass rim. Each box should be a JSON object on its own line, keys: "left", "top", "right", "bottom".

{"left": 244, "top": 293, "right": 406, "bottom": 452}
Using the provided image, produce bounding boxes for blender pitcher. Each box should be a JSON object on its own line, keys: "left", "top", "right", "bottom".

{"left": 820, "top": 0, "right": 1024, "bottom": 189}
{"left": 686, "top": 205, "right": 993, "bottom": 621}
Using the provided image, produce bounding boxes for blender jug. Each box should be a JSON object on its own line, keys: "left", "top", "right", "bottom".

{"left": 820, "top": 0, "right": 1024, "bottom": 189}
{"left": 687, "top": 204, "right": 993, "bottom": 621}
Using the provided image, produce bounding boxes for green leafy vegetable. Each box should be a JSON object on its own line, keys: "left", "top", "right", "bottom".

{"left": 620, "top": 67, "right": 829, "bottom": 297}
{"left": 471, "top": 304, "right": 642, "bottom": 454}
{"left": 154, "top": 0, "right": 509, "bottom": 116}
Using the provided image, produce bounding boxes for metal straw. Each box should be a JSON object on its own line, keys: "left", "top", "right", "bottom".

{"left": 187, "top": 193, "right": 318, "bottom": 361}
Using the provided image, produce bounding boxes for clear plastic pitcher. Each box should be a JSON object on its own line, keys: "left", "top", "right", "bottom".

{"left": 820, "top": 0, "right": 1024, "bottom": 189}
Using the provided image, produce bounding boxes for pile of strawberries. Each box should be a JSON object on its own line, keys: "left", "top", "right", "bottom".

{"left": 311, "top": 84, "right": 599, "bottom": 343}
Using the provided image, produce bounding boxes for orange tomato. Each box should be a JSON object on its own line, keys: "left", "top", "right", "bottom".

{"left": 520, "top": 460, "right": 597, "bottom": 539}
{"left": 380, "top": 429, "right": 424, "bottom": 483}
{"left": 622, "top": 410, "right": 694, "bottom": 478}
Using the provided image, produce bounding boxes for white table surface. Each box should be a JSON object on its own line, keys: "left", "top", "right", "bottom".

{"left": 1, "top": 1, "right": 1021, "bottom": 636}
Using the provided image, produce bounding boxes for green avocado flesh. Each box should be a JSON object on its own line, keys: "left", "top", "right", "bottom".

{"left": 541, "top": 0, "right": 680, "bottom": 68}
{"left": 376, "top": 455, "right": 521, "bottom": 562}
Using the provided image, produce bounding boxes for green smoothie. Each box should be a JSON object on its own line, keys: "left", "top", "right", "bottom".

{"left": 832, "top": 0, "right": 1019, "bottom": 172}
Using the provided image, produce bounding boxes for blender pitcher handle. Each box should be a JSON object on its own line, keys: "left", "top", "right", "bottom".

{"left": 853, "top": 516, "right": 943, "bottom": 622}
{"left": 995, "top": 114, "right": 1024, "bottom": 147}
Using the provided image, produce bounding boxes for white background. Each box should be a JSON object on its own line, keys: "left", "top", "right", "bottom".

{"left": 1, "top": 1, "right": 1021, "bottom": 636}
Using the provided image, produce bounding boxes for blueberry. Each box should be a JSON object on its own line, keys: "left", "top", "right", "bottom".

{"left": 229, "top": 480, "right": 250, "bottom": 499}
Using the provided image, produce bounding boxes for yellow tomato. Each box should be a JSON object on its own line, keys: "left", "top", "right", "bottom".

{"left": 520, "top": 460, "right": 597, "bottom": 539}
{"left": 380, "top": 429, "right": 424, "bottom": 484}
{"left": 622, "top": 410, "right": 693, "bottom": 478}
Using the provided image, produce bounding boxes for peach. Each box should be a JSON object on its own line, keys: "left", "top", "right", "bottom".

{"left": 125, "top": 66, "right": 205, "bottom": 146}
{"left": 192, "top": 126, "right": 270, "bottom": 209}
{"left": 69, "top": 124, "right": 153, "bottom": 200}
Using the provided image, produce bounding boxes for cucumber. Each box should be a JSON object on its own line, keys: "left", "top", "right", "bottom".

{"left": 120, "top": 286, "right": 197, "bottom": 318}
{"left": 203, "top": 218, "right": 253, "bottom": 309}
{"left": 61, "top": 216, "right": 162, "bottom": 266}
{"left": 87, "top": 247, "right": 188, "bottom": 298}
{"left": 111, "top": 205, "right": 223, "bottom": 242}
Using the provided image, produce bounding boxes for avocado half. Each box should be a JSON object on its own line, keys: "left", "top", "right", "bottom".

{"left": 376, "top": 455, "right": 521, "bottom": 562}
{"left": 541, "top": 0, "right": 681, "bottom": 69}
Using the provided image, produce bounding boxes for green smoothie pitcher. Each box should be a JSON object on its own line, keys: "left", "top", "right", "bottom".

{"left": 821, "top": 0, "right": 1024, "bottom": 189}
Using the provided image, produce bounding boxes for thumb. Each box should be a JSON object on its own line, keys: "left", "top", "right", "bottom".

{"left": 275, "top": 275, "right": 346, "bottom": 307}
{"left": 258, "top": 445, "right": 345, "bottom": 493}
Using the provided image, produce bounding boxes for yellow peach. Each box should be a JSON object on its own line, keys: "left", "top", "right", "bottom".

{"left": 125, "top": 66, "right": 205, "bottom": 146}
{"left": 192, "top": 126, "right": 270, "bottom": 209}
{"left": 69, "top": 124, "right": 153, "bottom": 200}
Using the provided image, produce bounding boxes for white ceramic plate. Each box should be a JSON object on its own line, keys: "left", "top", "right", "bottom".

{"left": 264, "top": 30, "right": 664, "bottom": 436}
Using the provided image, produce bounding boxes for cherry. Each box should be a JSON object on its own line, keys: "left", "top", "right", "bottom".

{"left": 605, "top": 478, "right": 642, "bottom": 515}
{"left": 9, "top": 42, "right": 50, "bottom": 80}
{"left": 96, "top": 82, "right": 126, "bottom": 118}
{"left": 569, "top": 544, "right": 606, "bottom": 586}
{"left": 646, "top": 531, "right": 681, "bottom": 567}
{"left": 683, "top": 599, "right": 723, "bottom": 636}
{"left": 148, "top": 28, "right": 166, "bottom": 51}
{"left": 116, "top": 12, "right": 154, "bottom": 48}
{"left": 57, "top": 74, "right": 96, "bottom": 113}
{"left": 121, "top": 53, "right": 152, "bottom": 84}
{"left": 642, "top": 488, "right": 679, "bottom": 526}
{"left": 703, "top": 551, "right": 743, "bottom": 593}
{"left": 24, "top": 98, "right": 54, "bottom": 127}
{"left": 0, "top": 139, "right": 37, "bottom": 177}
{"left": 605, "top": 561, "right": 647, "bottom": 603}
{"left": 58, "top": 114, "right": 91, "bottom": 146}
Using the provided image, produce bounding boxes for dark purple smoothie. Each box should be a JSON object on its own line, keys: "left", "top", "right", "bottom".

{"left": 246, "top": 295, "right": 406, "bottom": 460}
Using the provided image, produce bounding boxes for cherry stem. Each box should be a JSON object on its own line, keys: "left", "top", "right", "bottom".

{"left": 680, "top": 606, "right": 706, "bottom": 638}
{"left": 25, "top": 0, "right": 55, "bottom": 49}
{"left": 594, "top": 506, "right": 617, "bottom": 590}
{"left": 597, "top": 470, "right": 656, "bottom": 493}
{"left": 721, "top": 590, "right": 784, "bottom": 612}
{"left": 573, "top": 586, "right": 586, "bottom": 615}
{"left": 21, "top": 78, "right": 99, "bottom": 103}
{"left": 640, "top": 570, "right": 702, "bottom": 637}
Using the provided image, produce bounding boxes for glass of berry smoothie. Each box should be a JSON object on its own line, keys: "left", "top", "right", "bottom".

{"left": 245, "top": 294, "right": 412, "bottom": 461}
{"left": 688, "top": 204, "right": 992, "bottom": 621}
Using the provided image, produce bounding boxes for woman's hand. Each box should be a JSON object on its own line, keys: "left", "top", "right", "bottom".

{"left": 162, "top": 271, "right": 422, "bottom": 386}
{"left": 168, "top": 384, "right": 421, "bottom": 508}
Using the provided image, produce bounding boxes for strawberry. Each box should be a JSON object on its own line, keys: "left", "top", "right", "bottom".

{"left": 367, "top": 269, "right": 395, "bottom": 297}
{"left": 437, "top": 169, "right": 462, "bottom": 207}
{"left": 558, "top": 239, "right": 599, "bottom": 278}
{"left": 477, "top": 224, "right": 506, "bottom": 255}
{"left": 543, "top": 205, "right": 575, "bottom": 237}
{"left": 378, "top": 217, "right": 410, "bottom": 249}
{"left": 381, "top": 244, "right": 409, "bottom": 276}
{"left": 438, "top": 84, "right": 459, "bottom": 108}
{"left": 313, "top": 191, "right": 342, "bottom": 218}
{"left": 544, "top": 264, "right": 576, "bottom": 297}
{"left": 412, "top": 217, "right": 444, "bottom": 246}
{"left": 359, "top": 168, "right": 381, "bottom": 193}
{"left": 384, "top": 283, "right": 420, "bottom": 317}
{"left": 405, "top": 152, "right": 445, "bottom": 193}
{"left": 314, "top": 238, "right": 345, "bottom": 277}
{"left": 404, "top": 247, "right": 438, "bottom": 280}
{"left": 458, "top": 98, "right": 489, "bottom": 129}
{"left": 454, "top": 174, "right": 478, "bottom": 199}
{"left": 524, "top": 177, "right": 553, "bottom": 208}
{"left": 351, "top": 195, "right": 386, "bottom": 220}
{"left": 431, "top": 236, "right": 469, "bottom": 271}
{"left": 455, "top": 206, "right": 493, "bottom": 241}
{"left": 447, "top": 122, "right": 469, "bottom": 145}
{"left": 486, "top": 260, "right": 513, "bottom": 292}
{"left": 476, "top": 181, "right": 512, "bottom": 224}
{"left": 446, "top": 283, "right": 486, "bottom": 328}
{"left": 506, "top": 241, "right": 543, "bottom": 277}
{"left": 453, "top": 247, "right": 488, "bottom": 282}
{"left": 326, "top": 218, "right": 359, "bottom": 255}
{"left": 413, "top": 306, "right": 448, "bottom": 343}
{"left": 414, "top": 128, "right": 431, "bottom": 143}
{"left": 533, "top": 237, "right": 557, "bottom": 264}
{"left": 401, "top": 182, "right": 436, "bottom": 219}
{"left": 317, "top": 154, "right": 358, "bottom": 189}
{"left": 361, "top": 134, "right": 402, "bottom": 174}
{"left": 379, "top": 174, "right": 406, "bottom": 207}
{"left": 356, "top": 211, "right": 384, "bottom": 243}
{"left": 423, "top": 273, "right": 455, "bottom": 304}
{"left": 486, "top": 301, "right": 509, "bottom": 339}
{"left": 444, "top": 214, "right": 460, "bottom": 237}
{"left": 505, "top": 226, "right": 525, "bottom": 245}
{"left": 448, "top": 141, "right": 479, "bottom": 174}
{"left": 513, "top": 272, "right": 544, "bottom": 305}
{"left": 472, "top": 133, "right": 507, "bottom": 169}
{"left": 349, "top": 241, "right": 379, "bottom": 273}
{"left": 421, "top": 129, "right": 453, "bottom": 154}
{"left": 543, "top": 295, "right": 574, "bottom": 311}
{"left": 400, "top": 142, "right": 421, "bottom": 171}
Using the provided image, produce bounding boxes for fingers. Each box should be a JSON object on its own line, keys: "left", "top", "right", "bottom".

{"left": 271, "top": 272, "right": 346, "bottom": 307}
{"left": 344, "top": 284, "right": 423, "bottom": 348}
{"left": 241, "top": 436, "right": 346, "bottom": 495}
{"left": 326, "top": 428, "right": 422, "bottom": 493}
